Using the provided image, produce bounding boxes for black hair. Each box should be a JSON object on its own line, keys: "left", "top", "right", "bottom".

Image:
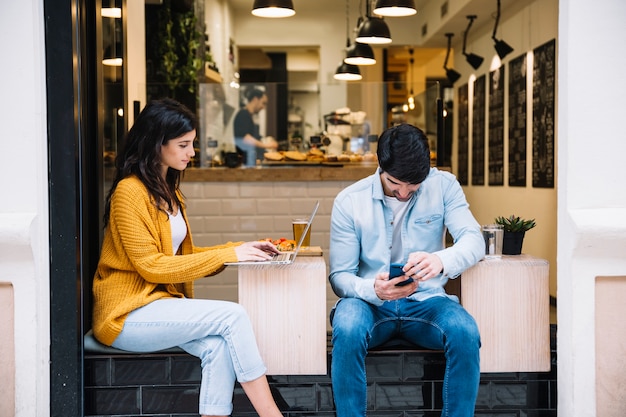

{"left": 376, "top": 123, "right": 431, "bottom": 184}
{"left": 244, "top": 86, "right": 266, "bottom": 102}
{"left": 103, "top": 98, "right": 197, "bottom": 227}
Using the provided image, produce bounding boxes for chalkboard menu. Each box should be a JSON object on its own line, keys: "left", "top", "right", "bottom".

{"left": 472, "top": 75, "right": 486, "bottom": 186}
{"left": 532, "top": 39, "right": 555, "bottom": 188}
{"left": 457, "top": 84, "right": 469, "bottom": 185}
{"left": 508, "top": 54, "right": 528, "bottom": 187}
{"left": 489, "top": 67, "right": 505, "bottom": 186}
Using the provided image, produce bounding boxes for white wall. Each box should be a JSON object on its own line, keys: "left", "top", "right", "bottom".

{"left": 557, "top": 0, "right": 626, "bottom": 415}
{"left": 0, "top": 1, "right": 50, "bottom": 416}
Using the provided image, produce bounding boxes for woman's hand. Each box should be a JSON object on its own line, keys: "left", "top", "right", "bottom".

{"left": 235, "top": 241, "right": 280, "bottom": 262}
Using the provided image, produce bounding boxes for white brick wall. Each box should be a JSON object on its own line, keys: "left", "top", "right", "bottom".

{"left": 181, "top": 179, "right": 358, "bottom": 330}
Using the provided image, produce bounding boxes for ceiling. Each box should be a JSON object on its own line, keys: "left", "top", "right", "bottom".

{"left": 228, "top": 0, "right": 522, "bottom": 49}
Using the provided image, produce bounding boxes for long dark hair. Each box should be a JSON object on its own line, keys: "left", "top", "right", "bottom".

{"left": 103, "top": 98, "right": 197, "bottom": 227}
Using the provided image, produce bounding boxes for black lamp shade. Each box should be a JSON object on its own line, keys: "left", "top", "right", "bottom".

{"left": 373, "top": 0, "right": 416, "bottom": 17}
{"left": 334, "top": 62, "right": 362, "bottom": 81}
{"left": 345, "top": 42, "right": 376, "bottom": 65}
{"left": 252, "top": 0, "right": 295, "bottom": 18}
{"left": 494, "top": 38, "right": 514, "bottom": 59}
{"left": 355, "top": 17, "right": 392, "bottom": 44}
{"left": 464, "top": 52, "right": 484, "bottom": 70}
{"left": 446, "top": 68, "right": 461, "bottom": 84}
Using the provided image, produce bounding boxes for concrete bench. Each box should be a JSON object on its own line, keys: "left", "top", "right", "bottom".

{"left": 83, "top": 329, "right": 185, "bottom": 355}
{"left": 84, "top": 328, "right": 440, "bottom": 356}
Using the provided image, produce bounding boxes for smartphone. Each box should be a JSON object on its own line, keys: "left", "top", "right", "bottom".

{"left": 389, "top": 263, "right": 414, "bottom": 287}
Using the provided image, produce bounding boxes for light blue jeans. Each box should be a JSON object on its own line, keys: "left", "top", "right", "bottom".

{"left": 111, "top": 298, "right": 267, "bottom": 416}
{"left": 330, "top": 297, "right": 481, "bottom": 417}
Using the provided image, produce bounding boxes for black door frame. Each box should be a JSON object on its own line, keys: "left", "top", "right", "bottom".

{"left": 45, "top": 0, "right": 99, "bottom": 415}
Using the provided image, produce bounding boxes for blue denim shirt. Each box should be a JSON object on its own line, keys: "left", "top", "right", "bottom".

{"left": 329, "top": 167, "right": 484, "bottom": 306}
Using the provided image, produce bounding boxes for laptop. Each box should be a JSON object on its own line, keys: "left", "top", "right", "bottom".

{"left": 225, "top": 200, "right": 319, "bottom": 266}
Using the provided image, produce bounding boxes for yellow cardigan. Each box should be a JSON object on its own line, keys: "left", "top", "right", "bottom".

{"left": 92, "top": 176, "right": 240, "bottom": 346}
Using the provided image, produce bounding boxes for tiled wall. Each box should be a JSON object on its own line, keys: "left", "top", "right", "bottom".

{"left": 180, "top": 179, "right": 355, "bottom": 324}
{"left": 84, "top": 326, "right": 557, "bottom": 417}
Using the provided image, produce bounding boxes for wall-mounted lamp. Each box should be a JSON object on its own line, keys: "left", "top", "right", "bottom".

{"left": 251, "top": 0, "right": 295, "bottom": 18}
{"left": 334, "top": 62, "right": 363, "bottom": 81}
{"left": 443, "top": 33, "right": 461, "bottom": 84}
{"left": 462, "top": 15, "right": 484, "bottom": 70}
{"left": 373, "top": 0, "right": 417, "bottom": 17}
{"left": 492, "top": 0, "right": 514, "bottom": 59}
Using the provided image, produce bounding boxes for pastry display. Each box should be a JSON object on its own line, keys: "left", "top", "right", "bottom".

{"left": 283, "top": 151, "right": 308, "bottom": 161}
{"left": 362, "top": 151, "right": 377, "bottom": 162}
{"left": 260, "top": 148, "right": 377, "bottom": 164}
{"left": 264, "top": 151, "right": 284, "bottom": 161}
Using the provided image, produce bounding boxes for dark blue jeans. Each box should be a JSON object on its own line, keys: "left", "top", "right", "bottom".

{"left": 330, "top": 297, "right": 481, "bottom": 417}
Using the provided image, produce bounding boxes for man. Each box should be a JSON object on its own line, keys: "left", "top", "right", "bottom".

{"left": 233, "top": 87, "right": 277, "bottom": 166}
{"left": 329, "top": 123, "right": 484, "bottom": 417}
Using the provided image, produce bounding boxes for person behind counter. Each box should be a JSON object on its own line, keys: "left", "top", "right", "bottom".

{"left": 234, "top": 87, "right": 278, "bottom": 166}
{"left": 328, "top": 123, "right": 485, "bottom": 417}
{"left": 92, "top": 98, "right": 284, "bottom": 417}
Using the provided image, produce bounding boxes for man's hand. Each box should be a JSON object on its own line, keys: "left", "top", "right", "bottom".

{"left": 404, "top": 251, "right": 444, "bottom": 282}
{"left": 261, "top": 136, "right": 278, "bottom": 149}
{"left": 374, "top": 272, "right": 419, "bottom": 301}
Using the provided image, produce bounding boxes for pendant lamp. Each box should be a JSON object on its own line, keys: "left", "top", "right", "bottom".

{"left": 251, "top": 0, "right": 295, "bottom": 18}
{"left": 404, "top": 48, "right": 416, "bottom": 111}
{"left": 334, "top": 62, "right": 362, "bottom": 81}
{"left": 336, "top": 0, "right": 366, "bottom": 78}
{"left": 462, "top": 15, "right": 484, "bottom": 70}
{"left": 345, "top": 42, "right": 376, "bottom": 65}
{"left": 492, "top": 0, "right": 514, "bottom": 59}
{"left": 373, "top": 0, "right": 417, "bottom": 17}
{"left": 356, "top": 16, "right": 392, "bottom": 44}
{"left": 102, "top": 3, "right": 123, "bottom": 67}
{"left": 356, "top": 0, "right": 392, "bottom": 44}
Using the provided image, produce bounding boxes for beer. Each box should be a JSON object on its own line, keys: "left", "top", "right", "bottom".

{"left": 292, "top": 219, "right": 311, "bottom": 247}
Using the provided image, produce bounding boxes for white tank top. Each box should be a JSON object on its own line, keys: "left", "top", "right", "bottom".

{"left": 168, "top": 208, "right": 187, "bottom": 254}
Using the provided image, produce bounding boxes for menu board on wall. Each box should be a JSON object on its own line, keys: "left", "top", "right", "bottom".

{"left": 472, "top": 75, "right": 486, "bottom": 186}
{"left": 457, "top": 84, "right": 469, "bottom": 186}
{"left": 488, "top": 67, "right": 505, "bottom": 186}
{"left": 508, "top": 54, "right": 528, "bottom": 187}
{"left": 532, "top": 39, "right": 556, "bottom": 188}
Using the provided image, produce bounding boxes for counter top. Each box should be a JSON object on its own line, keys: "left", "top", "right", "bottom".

{"left": 181, "top": 163, "right": 379, "bottom": 182}
{"left": 106, "top": 164, "right": 449, "bottom": 183}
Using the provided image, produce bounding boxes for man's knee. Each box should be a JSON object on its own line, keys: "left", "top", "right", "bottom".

{"left": 446, "top": 313, "right": 480, "bottom": 348}
{"left": 331, "top": 300, "right": 372, "bottom": 343}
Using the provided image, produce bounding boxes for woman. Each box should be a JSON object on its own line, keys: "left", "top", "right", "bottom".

{"left": 92, "top": 98, "right": 283, "bottom": 417}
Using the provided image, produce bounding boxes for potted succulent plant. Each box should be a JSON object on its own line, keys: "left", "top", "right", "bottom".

{"left": 494, "top": 214, "right": 536, "bottom": 255}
